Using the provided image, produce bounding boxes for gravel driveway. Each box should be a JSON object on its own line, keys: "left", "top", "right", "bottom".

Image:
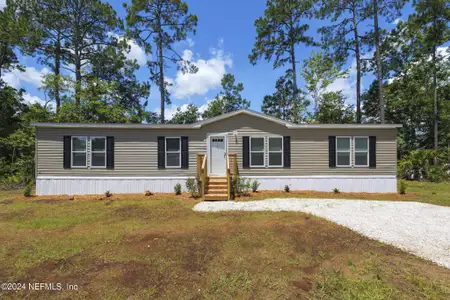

{"left": 194, "top": 198, "right": 450, "bottom": 269}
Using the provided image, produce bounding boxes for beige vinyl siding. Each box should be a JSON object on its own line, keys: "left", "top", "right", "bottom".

{"left": 36, "top": 114, "right": 397, "bottom": 177}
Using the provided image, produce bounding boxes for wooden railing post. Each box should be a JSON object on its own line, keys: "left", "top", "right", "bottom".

{"left": 226, "top": 154, "right": 231, "bottom": 200}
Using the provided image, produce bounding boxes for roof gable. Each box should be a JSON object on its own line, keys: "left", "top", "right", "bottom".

{"left": 192, "top": 109, "right": 293, "bottom": 128}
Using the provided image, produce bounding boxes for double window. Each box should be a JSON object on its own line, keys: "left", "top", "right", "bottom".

{"left": 336, "top": 136, "right": 369, "bottom": 167}
{"left": 71, "top": 136, "right": 106, "bottom": 168}
{"left": 249, "top": 136, "right": 283, "bottom": 167}
{"left": 166, "top": 137, "right": 181, "bottom": 168}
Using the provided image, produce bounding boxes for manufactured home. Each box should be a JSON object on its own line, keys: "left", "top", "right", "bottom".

{"left": 32, "top": 109, "right": 401, "bottom": 199}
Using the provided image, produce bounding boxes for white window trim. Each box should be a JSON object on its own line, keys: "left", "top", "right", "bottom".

{"left": 268, "top": 137, "right": 283, "bottom": 167}
{"left": 250, "top": 137, "right": 266, "bottom": 168}
{"left": 353, "top": 136, "right": 369, "bottom": 167}
{"left": 165, "top": 137, "right": 181, "bottom": 168}
{"left": 336, "top": 136, "right": 352, "bottom": 168}
{"left": 71, "top": 136, "right": 88, "bottom": 168}
{"left": 90, "top": 136, "right": 107, "bottom": 168}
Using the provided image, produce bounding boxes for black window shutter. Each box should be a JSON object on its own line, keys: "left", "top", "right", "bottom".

{"left": 106, "top": 136, "right": 114, "bottom": 169}
{"left": 158, "top": 136, "right": 165, "bottom": 169}
{"left": 181, "top": 136, "right": 189, "bottom": 169}
{"left": 283, "top": 136, "right": 291, "bottom": 168}
{"left": 63, "top": 136, "right": 71, "bottom": 169}
{"left": 369, "top": 136, "right": 376, "bottom": 168}
{"left": 329, "top": 136, "right": 336, "bottom": 168}
{"left": 243, "top": 136, "right": 250, "bottom": 169}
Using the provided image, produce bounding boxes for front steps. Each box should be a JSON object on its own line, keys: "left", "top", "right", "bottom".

{"left": 204, "top": 176, "right": 229, "bottom": 200}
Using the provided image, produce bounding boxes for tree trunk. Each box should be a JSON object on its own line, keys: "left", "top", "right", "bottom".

{"left": 373, "top": 0, "right": 384, "bottom": 123}
{"left": 75, "top": 53, "right": 81, "bottom": 106}
{"left": 352, "top": 8, "right": 362, "bottom": 123}
{"left": 158, "top": 36, "right": 165, "bottom": 124}
{"left": 432, "top": 45, "right": 438, "bottom": 151}
{"left": 54, "top": 36, "right": 61, "bottom": 113}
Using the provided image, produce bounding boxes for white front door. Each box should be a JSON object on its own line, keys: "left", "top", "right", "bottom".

{"left": 209, "top": 135, "right": 226, "bottom": 175}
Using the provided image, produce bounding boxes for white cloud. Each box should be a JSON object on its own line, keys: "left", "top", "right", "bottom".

{"left": 0, "top": 0, "right": 6, "bottom": 10}
{"left": 109, "top": 33, "right": 149, "bottom": 66}
{"left": 124, "top": 38, "right": 148, "bottom": 66}
{"left": 2, "top": 66, "right": 50, "bottom": 89}
{"left": 23, "top": 93, "right": 46, "bottom": 105}
{"left": 326, "top": 59, "right": 358, "bottom": 105}
{"left": 168, "top": 40, "right": 232, "bottom": 99}
{"left": 393, "top": 18, "right": 402, "bottom": 25}
{"left": 155, "top": 104, "right": 190, "bottom": 121}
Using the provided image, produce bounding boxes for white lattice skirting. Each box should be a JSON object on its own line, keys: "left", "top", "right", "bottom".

{"left": 36, "top": 175, "right": 397, "bottom": 195}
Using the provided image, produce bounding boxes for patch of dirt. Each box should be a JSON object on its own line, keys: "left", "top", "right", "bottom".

{"left": 291, "top": 278, "right": 313, "bottom": 292}
{"left": 235, "top": 190, "right": 417, "bottom": 201}
{"left": 31, "top": 199, "right": 73, "bottom": 204}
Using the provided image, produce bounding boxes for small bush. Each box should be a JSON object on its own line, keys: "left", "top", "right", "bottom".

{"left": 251, "top": 180, "right": 260, "bottom": 192}
{"left": 398, "top": 149, "right": 449, "bottom": 182}
{"left": 186, "top": 178, "right": 199, "bottom": 198}
{"left": 399, "top": 180, "right": 407, "bottom": 195}
{"left": 333, "top": 188, "right": 340, "bottom": 194}
{"left": 105, "top": 190, "right": 112, "bottom": 198}
{"left": 232, "top": 176, "right": 251, "bottom": 197}
{"left": 284, "top": 185, "right": 290, "bottom": 193}
{"left": 174, "top": 183, "right": 182, "bottom": 195}
{"left": 144, "top": 190, "right": 152, "bottom": 196}
{"left": 23, "top": 182, "right": 33, "bottom": 197}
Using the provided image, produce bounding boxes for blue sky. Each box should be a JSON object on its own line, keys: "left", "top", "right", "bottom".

{"left": 1, "top": 0, "right": 414, "bottom": 120}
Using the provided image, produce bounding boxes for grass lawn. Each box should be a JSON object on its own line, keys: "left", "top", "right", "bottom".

{"left": 1, "top": 184, "right": 450, "bottom": 299}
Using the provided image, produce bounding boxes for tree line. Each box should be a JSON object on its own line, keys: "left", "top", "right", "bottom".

{"left": 1, "top": 0, "right": 449, "bottom": 187}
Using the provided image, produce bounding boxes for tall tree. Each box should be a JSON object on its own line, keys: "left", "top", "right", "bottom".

{"left": 316, "top": 91, "right": 355, "bottom": 124}
{"left": 60, "top": 0, "right": 121, "bottom": 106}
{"left": 0, "top": 0, "right": 41, "bottom": 77}
{"left": 170, "top": 104, "right": 199, "bottom": 124}
{"left": 202, "top": 73, "right": 250, "bottom": 119}
{"left": 261, "top": 74, "right": 309, "bottom": 123}
{"left": 31, "top": 0, "right": 71, "bottom": 112}
{"left": 367, "top": 0, "right": 406, "bottom": 123}
{"left": 318, "top": 0, "right": 370, "bottom": 123}
{"left": 126, "top": 0, "right": 198, "bottom": 123}
{"left": 301, "top": 51, "right": 347, "bottom": 115}
{"left": 407, "top": 0, "right": 450, "bottom": 150}
{"left": 249, "top": 0, "right": 315, "bottom": 96}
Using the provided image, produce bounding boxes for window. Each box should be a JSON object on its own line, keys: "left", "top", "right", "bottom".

{"left": 71, "top": 136, "right": 87, "bottom": 167}
{"left": 250, "top": 137, "right": 265, "bottom": 167}
{"left": 336, "top": 137, "right": 351, "bottom": 167}
{"left": 166, "top": 137, "right": 181, "bottom": 168}
{"left": 91, "top": 137, "right": 106, "bottom": 168}
{"left": 268, "top": 137, "right": 283, "bottom": 167}
{"left": 354, "top": 137, "right": 369, "bottom": 167}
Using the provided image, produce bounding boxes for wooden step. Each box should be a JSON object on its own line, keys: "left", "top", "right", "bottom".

{"left": 207, "top": 188, "right": 228, "bottom": 193}
{"left": 209, "top": 178, "right": 227, "bottom": 183}
{"left": 204, "top": 194, "right": 229, "bottom": 201}
{"left": 207, "top": 182, "right": 227, "bottom": 188}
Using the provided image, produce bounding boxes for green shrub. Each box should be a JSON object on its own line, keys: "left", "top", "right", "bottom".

{"left": 144, "top": 190, "right": 152, "bottom": 196}
{"left": 105, "top": 190, "right": 112, "bottom": 198}
{"left": 233, "top": 176, "right": 251, "bottom": 197}
{"left": 333, "top": 188, "right": 340, "bottom": 194}
{"left": 398, "top": 149, "right": 449, "bottom": 182}
{"left": 284, "top": 185, "right": 290, "bottom": 193}
{"left": 174, "top": 183, "right": 182, "bottom": 195}
{"left": 399, "top": 180, "right": 407, "bottom": 195}
{"left": 23, "top": 182, "right": 33, "bottom": 197}
{"left": 251, "top": 180, "right": 260, "bottom": 192}
{"left": 186, "top": 178, "right": 199, "bottom": 198}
